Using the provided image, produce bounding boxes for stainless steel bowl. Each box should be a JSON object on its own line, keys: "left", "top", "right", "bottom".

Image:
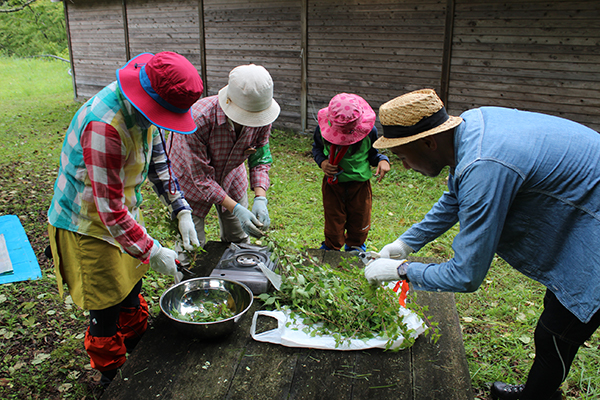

{"left": 160, "top": 277, "right": 253, "bottom": 338}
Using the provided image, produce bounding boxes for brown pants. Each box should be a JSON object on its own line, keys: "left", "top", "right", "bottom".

{"left": 322, "top": 177, "right": 372, "bottom": 250}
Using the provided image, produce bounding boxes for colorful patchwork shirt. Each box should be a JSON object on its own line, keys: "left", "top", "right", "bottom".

{"left": 47, "top": 82, "right": 191, "bottom": 263}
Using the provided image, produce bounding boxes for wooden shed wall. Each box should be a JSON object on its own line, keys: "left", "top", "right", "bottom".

{"left": 306, "top": 0, "right": 447, "bottom": 132}
{"left": 125, "top": 0, "right": 202, "bottom": 66}
{"left": 448, "top": 0, "right": 600, "bottom": 132}
{"left": 63, "top": 0, "right": 600, "bottom": 133}
{"left": 203, "top": 0, "right": 302, "bottom": 131}
{"left": 66, "top": 1, "right": 127, "bottom": 97}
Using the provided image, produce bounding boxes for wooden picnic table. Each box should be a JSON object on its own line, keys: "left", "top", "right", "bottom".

{"left": 102, "top": 242, "right": 473, "bottom": 400}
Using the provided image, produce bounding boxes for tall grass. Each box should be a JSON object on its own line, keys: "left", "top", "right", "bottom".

{"left": 0, "top": 57, "right": 598, "bottom": 399}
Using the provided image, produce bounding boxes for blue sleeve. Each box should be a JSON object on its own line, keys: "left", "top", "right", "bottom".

{"left": 312, "top": 126, "right": 328, "bottom": 167}
{"left": 366, "top": 127, "right": 390, "bottom": 166}
{"left": 405, "top": 161, "right": 523, "bottom": 292}
{"left": 400, "top": 175, "right": 460, "bottom": 251}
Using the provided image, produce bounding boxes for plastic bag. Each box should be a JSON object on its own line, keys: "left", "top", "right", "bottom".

{"left": 250, "top": 307, "right": 427, "bottom": 351}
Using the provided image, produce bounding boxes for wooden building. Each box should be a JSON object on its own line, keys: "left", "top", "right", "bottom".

{"left": 59, "top": 0, "right": 600, "bottom": 133}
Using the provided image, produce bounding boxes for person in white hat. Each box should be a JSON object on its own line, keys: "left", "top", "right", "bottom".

{"left": 364, "top": 89, "right": 600, "bottom": 400}
{"left": 170, "top": 64, "right": 280, "bottom": 248}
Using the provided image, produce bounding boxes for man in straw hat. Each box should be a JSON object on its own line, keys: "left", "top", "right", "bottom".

{"left": 47, "top": 51, "right": 203, "bottom": 387}
{"left": 170, "top": 64, "right": 280, "bottom": 248}
{"left": 364, "top": 88, "right": 600, "bottom": 400}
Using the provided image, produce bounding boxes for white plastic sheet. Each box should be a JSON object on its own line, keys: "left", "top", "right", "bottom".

{"left": 250, "top": 307, "right": 427, "bottom": 351}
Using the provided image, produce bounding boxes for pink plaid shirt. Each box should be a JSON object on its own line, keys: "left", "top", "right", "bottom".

{"left": 170, "top": 96, "right": 271, "bottom": 218}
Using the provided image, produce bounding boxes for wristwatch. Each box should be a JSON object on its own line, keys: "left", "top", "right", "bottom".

{"left": 397, "top": 262, "right": 410, "bottom": 282}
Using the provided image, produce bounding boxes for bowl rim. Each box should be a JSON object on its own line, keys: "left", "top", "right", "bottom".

{"left": 159, "top": 277, "right": 254, "bottom": 326}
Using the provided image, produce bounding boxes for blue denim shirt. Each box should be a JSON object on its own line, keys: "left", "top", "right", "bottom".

{"left": 401, "top": 107, "right": 600, "bottom": 323}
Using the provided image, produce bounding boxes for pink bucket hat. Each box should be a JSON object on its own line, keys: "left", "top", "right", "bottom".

{"left": 317, "top": 93, "right": 376, "bottom": 146}
{"left": 117, "top": 51, "right": 204, "bottom": 134}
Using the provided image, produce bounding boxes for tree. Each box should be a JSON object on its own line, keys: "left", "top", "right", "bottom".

{"left": 0, "top": 0, "right": 40, "bottom": 13}
{"left": 0, "top": 0, "right": 67, "bottom": 57}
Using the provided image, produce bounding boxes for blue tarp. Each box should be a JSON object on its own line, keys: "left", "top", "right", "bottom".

{"left": 0, "top": 215, "right": 42, "bottom": 284}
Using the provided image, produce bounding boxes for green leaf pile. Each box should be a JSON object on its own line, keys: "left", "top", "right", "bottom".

{"left": 258, "top": 251, "right": 438, "bottom": 350}
{"left": 170, "top": 301, "right": 234, "bottom": 323}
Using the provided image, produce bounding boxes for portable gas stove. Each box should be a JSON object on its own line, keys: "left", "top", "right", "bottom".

{"left": 209, "top": 242, "right": 278, "bottom": 294}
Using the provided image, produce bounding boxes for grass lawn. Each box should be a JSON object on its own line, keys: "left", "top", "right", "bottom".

{"left": 0, "top": 57, "right": 598, "bottom": 399}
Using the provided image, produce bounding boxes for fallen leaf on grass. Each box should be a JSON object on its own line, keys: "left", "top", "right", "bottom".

{"left": 519, "top": 335, "right": 531, "bottom": 344}
{"left": 58, "top": 383, "right": 72, "bottom": 392}
{"left": 13, "top": 362, "right": 25, "bottom": 370}
{"left": 32, "top": 353, "right": 51, "bottom": 365}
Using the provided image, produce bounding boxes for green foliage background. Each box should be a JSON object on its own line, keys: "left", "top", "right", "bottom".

{"left": 0, "top": 0, "right": 68, "bottom": 58}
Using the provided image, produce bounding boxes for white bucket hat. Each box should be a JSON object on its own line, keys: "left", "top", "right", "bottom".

{"left": 218, "top": 64, "right": 280, "bottom": 127}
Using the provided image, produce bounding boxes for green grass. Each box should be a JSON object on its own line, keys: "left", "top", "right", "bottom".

{"left": 0, "top": 57, "right": 599, "bottom": 399}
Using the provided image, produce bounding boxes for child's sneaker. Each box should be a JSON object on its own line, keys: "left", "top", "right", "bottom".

{"left": 344, "top": 244, "right": 366, "bottom": 253}
{"left": 320, "top": 242, "right": 334, "bottom": 251}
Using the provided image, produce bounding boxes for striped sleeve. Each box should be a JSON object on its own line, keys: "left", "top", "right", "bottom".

{"left": 147, "top": 130, "right": 192, "bottom": 219}
{"left": 81, "top": 121, "right": 154, "bottom": 262}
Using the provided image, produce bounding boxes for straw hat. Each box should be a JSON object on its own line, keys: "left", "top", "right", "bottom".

{"left": 317, "top": 93, "right": 376, "bottom": 146}
{"left": 117, "top": 52, "right": 203, "bottom": 134}
{"left": 373, "top": 89, "right": 463, "bottom": 149}
{"left": 218, "top": 64, "right": 280, "bottom": 127}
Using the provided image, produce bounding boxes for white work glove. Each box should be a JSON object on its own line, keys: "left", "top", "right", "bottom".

{"left": 364, "top": 258, "right": 409, "bottom": 286}
{"left": 378, "top": 238, "right": 413, "bottom": 259}
{"left": 177, "top": 210, "right": 199, "bottom": 251}
{"left": 232, "top": 203, "right": 264, "bottom": 238}
{"left": 149, "top": 242, "right": 183, "bottom": 282}
{"left": 252, "top": 196, "right": 271, "bottom": 229}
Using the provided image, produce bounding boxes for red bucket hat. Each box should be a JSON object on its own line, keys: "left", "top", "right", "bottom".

{"left": 317, "top": 93, "right": 376, "bottom": 146}
{"left": 117, "top": 52, "right": 203, "bottom": 134}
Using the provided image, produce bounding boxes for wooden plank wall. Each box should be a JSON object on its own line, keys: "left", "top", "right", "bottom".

{"left": 126, "top": 0, "right": 203, "bottom": 69}
{"left": 203, "top": 0, "right": 302, "bottom": 131}
{"left": 66, "top": 1, "right": 127, "bottom": 98}
{"left": 64, "top": 0, "right": 600, "bottom": 133}
{"left": 448, "top": 0, "right": 600, "bottom": 132}
{"left": 306, "top": 0, "right": 447, "bottom": 133}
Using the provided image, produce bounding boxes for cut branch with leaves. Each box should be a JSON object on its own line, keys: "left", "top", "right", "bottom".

{"left": 0, "top": 0, "right": 40, "bottom": 13}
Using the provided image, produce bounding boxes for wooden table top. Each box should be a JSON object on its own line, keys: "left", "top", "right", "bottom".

{"left": 102, "top": 243, "right": 473, "bottom": 400}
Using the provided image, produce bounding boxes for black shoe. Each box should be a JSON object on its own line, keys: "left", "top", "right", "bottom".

{"left": 99, "top": 369, "right": 118, "bottom": 389}
{"left": 491, "top": 382, "right": 525, "bottom": 400}
{"left": 490, "top": 381, "right": 563, "bottom": 400}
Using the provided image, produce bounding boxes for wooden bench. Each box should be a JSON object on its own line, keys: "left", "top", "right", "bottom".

{"left": 102, "top": 242, "right": 473, "bottom": 400}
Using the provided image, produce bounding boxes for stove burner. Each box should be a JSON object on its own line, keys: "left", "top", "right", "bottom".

{"left": 210, "top": 243, "right": 278, "bottom": 294}
{"left": 236, "top": 253, "right": 259, "bottom": 266}
{"left": 233, "top": 251, "right": 269, "bottom": 269}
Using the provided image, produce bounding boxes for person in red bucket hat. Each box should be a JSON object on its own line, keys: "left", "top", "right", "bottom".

{"left": 312, "top": 93, "right": 391, "bottom": 252}
{"left": 47, "top": 51, "right": 203, "bottom": 388}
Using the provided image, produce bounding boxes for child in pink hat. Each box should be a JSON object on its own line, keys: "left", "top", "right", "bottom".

{"left": 312, "top": 93, "right": 391, "bottom": 252}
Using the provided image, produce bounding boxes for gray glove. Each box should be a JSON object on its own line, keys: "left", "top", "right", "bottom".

{"left": 232, "top": 203, "right": 264, "bottom": 238}
{"left": 149, "top": 242, "right": 183, "bottom": 282}
{"left": 378, "top": 239, "right": 413, "bottom": 259}
{"left": 364, "top": 258, "right": 409, "bottom": 285}
{"left": 252, "top": 196, "right": 271, "bottom": 229}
